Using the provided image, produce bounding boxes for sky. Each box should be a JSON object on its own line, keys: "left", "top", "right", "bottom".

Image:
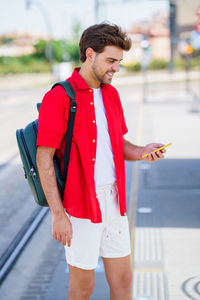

{"left": 0, "top": 0, "right": 168, "bottom": 38}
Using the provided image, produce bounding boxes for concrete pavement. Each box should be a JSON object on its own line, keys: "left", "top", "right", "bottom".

{"left": 119, "top": 76, "right": 200, "bottom": 299}
{"left": 0, "top": 69, "right": 199, "bottom": 91}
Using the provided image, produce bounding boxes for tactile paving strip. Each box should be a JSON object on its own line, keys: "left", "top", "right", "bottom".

{"left": 129, "top": 162, "right": 169, "bottom": 300}
{"left": 132, "top": 271, "right": 168, "bottom": 300}
{"left": 134, "top": 227, "right": 163, "bottom": 264}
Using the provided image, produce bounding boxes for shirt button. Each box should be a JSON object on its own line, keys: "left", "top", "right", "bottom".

{"left": 92, "top": 139, "right": 96, "bottom": 143}
{"left": 90, "top": 102, "right": 93, "bottom": 105}
{"left": 89, "top": 90, "right": 92, "bottom": 92}
{"left": 93, "top": 120, "right": 95, "bottom": 123}
{"left": 92, "top": 158, "right": 95, "bottom": 162}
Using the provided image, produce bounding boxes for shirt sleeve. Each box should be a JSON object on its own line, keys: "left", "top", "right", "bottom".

{"left": 114, "top": 89, "right": 128, "bottom": 135}
{"left": 37, "top": 85, "right": 70, "bottom": 149}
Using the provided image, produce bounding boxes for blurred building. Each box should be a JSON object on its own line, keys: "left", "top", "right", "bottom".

{"left": 176, "top": 0, "right": 200, "bottom": 54}
{"left": 124, "top": 11, "right": 170, "bottom": 64}
{"left": 177, "top": 0, "right": 199, "bottom": 36}
{"left": 0, "top": 31, "right": 49, "bottom": 56}
{"left": 124, "top": 1, "right": 200, "bottom": 65}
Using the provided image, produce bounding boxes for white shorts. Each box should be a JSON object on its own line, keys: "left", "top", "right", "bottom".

{"left": 64, "top": 182, "right": 131, "bottom": 270}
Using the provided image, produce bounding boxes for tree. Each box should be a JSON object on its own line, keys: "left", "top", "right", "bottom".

{"left": 32, "top": 21, "right": 82, "bottom": 65}
{"left": 34, "top": 39, "right": 48, "bottom": 59}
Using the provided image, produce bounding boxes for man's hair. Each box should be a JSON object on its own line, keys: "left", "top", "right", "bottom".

{"left": 79, "top": 23, "right": 132, "bottom": 62}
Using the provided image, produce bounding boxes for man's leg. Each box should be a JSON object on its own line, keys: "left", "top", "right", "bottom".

{"left": 68, "top": 264, "right": 95, "bottom": 300}
{"left": 102, "top": 255, "right": 132, "bottom": 300}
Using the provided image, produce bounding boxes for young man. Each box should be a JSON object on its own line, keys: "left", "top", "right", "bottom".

{"left": 36, "top": 23, "right": 166, "bottom": 300}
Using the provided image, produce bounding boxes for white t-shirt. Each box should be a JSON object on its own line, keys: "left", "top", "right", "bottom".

{"left": 93, "top": 87, "right": 117, "bottom": 187}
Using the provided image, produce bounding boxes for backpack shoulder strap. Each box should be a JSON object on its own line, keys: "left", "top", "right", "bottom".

{"left": 51, "top": 80, "right": 77, "bottom": 185}
{"left": 51, "top": 80, "right": 75, "bottom": 101}
{"left": 37, "top": 81, "right": 76, "bottom": 113}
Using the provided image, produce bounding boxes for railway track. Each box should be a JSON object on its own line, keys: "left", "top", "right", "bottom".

{"left": 0, "top": 206, "right": 49, "bottom": 284}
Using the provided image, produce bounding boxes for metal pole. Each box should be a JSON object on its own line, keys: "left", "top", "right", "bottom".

{"left": 26, "top": 0, "right": 54, "bottom": 70}
{"left": 169, "top": 0, "right": 177, "bottom": 73}
{"left": 141, "top": 39, "right": 150, "bottom": 103}
{"left": 185, "top": 54, "right": 191, "bottom": 93}
{"left": 142, "top": 65, "right": 147, "bottom": 103}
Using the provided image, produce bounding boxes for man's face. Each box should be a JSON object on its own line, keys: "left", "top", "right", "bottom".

{"left": 91, "top": 45, "right": 123, "bottom": 85}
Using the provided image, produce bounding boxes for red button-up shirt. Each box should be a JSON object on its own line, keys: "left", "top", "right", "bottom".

{"left": 37, "top": 68, "right": 128, "bottom": 223}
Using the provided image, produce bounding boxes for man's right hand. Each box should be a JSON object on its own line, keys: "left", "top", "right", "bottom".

{"left": 52, "top": 212, "right": 72, "bottom": 247}
{"left": 36, "top": 147, "right": 72, "bottom": 247}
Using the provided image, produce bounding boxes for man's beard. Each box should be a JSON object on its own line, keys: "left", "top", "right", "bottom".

{"left": 92, "top": 62, "right": 113, "bottom": 85}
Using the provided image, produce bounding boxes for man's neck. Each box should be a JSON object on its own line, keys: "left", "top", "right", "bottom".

{"left": 79, "top": 64, "right": 100, "bottom": 89}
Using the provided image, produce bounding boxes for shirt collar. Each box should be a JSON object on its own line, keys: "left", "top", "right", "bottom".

{"left": 71, "top": 67, "right": 108, "bottom": 90}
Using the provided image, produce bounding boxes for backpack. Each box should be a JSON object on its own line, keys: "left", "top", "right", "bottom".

{"left": 16, "top": 81, "right": 76, "bottom": 207}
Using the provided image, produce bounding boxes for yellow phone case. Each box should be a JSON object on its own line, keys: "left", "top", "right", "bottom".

{"left": 142, "top": 142, "right": 172, "bottom": 158}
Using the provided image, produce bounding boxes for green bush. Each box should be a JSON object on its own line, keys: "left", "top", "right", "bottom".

{"left": 33, "top": 38, "right": 80, "bottom": 65}
{"left": 122, "top": 62, "right": 141, "bottom": 72}
{"left": 190, "top": 57, "right": 200, "bottom": 69}
{"left": 174, "top": 58, "right": 186, "bottom": 69}
{"left": 52, "top": 40, "right": 65, "bottom": 62}
{"left": 34, "top": 39, "right": 48, "bottom": 59}
{"left": 174, "top": 57, "right": 200, "bottom": 70}
{"left": 191, "top": 49, "right": 200, "bottom": 58}
{"left": 0, "top": 55, "right": 50, "bottom": 74}
{"left": 66, "top": 42, "right": 80, "bottom": 66}
{"left": 148, "top": 59, "right": 168, "bottom": 70}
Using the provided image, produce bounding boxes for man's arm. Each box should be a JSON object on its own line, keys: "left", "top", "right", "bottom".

{"left": 123, "top": 138, "right": 165, "bottom": 162}
{"left": 36, "top": 146, "right": 72, "bottom": 246}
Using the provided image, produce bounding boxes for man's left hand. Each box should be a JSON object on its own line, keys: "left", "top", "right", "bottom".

{"left": 141, "top": 143, "right": 166, "bottom": 162}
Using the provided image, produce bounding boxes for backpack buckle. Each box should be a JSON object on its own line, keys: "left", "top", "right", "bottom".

{"left": 70, "top": 101, "right": 77, "bottom": 112}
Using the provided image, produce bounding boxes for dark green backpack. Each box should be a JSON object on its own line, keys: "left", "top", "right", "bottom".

{"left": 16, "top": 81, "right": 76, "bottom": 206}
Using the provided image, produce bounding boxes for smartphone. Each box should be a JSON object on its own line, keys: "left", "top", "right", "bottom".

{"left": 142, "top": 142, "right": 172, "bottom": 158}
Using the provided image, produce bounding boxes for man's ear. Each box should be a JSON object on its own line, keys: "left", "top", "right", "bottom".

{"left": 85, "top": 48, "right": 95, "bottom": 62}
